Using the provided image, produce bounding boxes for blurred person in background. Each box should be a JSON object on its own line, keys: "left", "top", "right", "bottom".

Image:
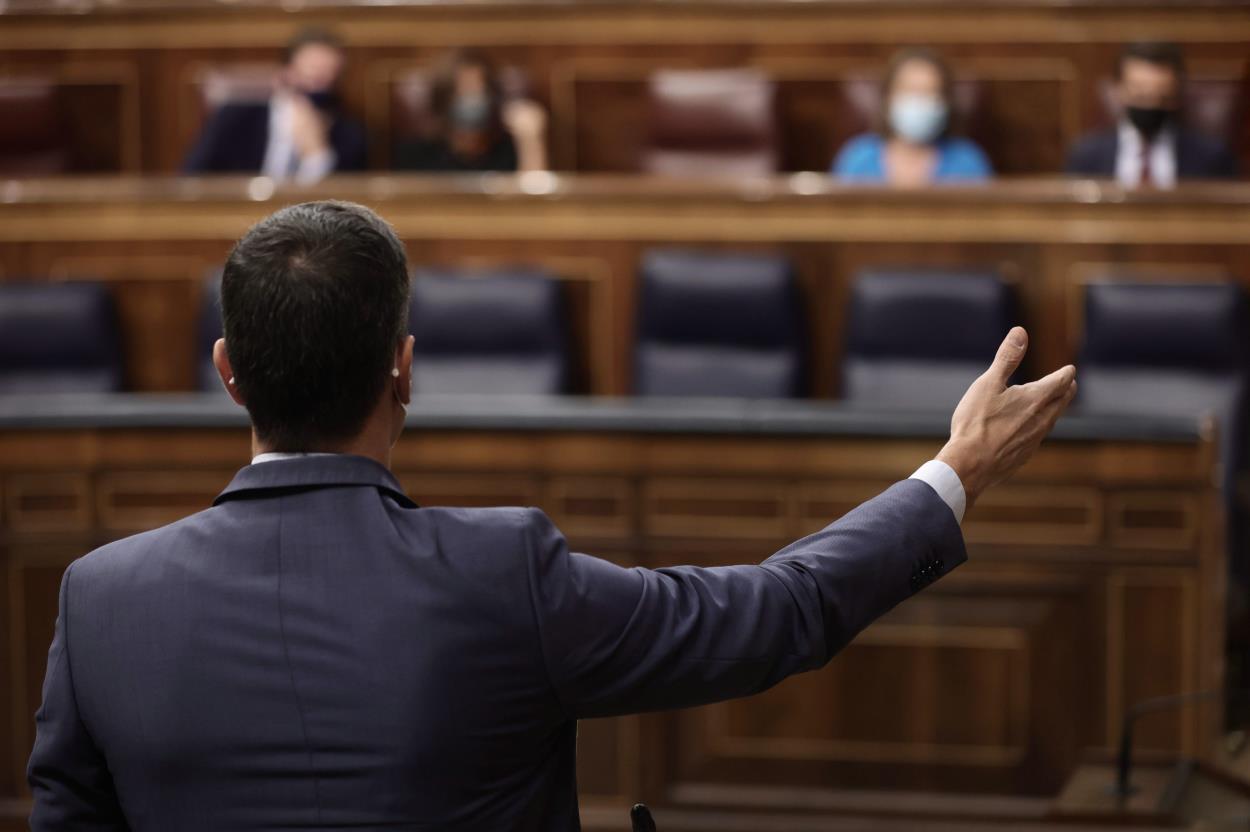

{"left": 394, "top": 48, "right": 548, "bottom": 173}
{"left": 183, "top": 28, "right": 367, "bottom": 183}
{"left": 832, "top": 48, "right": 993, "bottom": 186}
{"left": 1067, "top": 41, "right": 1237, "bottom": 187}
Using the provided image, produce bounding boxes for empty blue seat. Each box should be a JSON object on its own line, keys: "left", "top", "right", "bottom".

{"left": 0, "top": 281, "right": 123, "bottom": 393}
{"left": 409, "top": 268, "right": 569, "bottom": 395}
{"left": 634, "top": 249, "right": 804, "bottom": 398}
{"left": 1079, "top": 280, "right": 1248, "bottom": 593}
{"left": 842, "top": 268, "right": 1015, "bottom": 410}
{"left": 1079, "top": 280, "right": 1247, "bottom": 423}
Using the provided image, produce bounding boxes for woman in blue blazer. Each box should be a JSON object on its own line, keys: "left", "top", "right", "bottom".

{"left": 832, "top": 48, "right": 993, "bottom": 186}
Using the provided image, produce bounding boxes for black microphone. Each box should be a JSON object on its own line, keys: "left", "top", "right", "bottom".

{"left": 630, "top": 803, "right": 657, "bottom": 832}
{"left": 1114, "top": 689, "right": 1221, "bottom": 800}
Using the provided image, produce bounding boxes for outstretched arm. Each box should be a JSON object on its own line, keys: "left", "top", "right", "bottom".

{"left": 527, "top": 477, "right": 963, "bottom": 720}
{"left": 528, "top": 327, "right": 1076, "bottom": 720}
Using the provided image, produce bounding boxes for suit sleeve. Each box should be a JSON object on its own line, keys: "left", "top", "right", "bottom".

{"left": 27, "top": 564, "right": 128, "bottom": 831}
{"left": 182, "top": 108, "right": 232, "bottom": 173}
{"left": 331, "top": 119, "right": 369, "bottom": 172}
{"left": 525, "top": 478, "right": 966, "bottom": 720}
{"left": 1214, "top": 143, "right": 1239, "bottom": 179}
{"left": 1065, "top": 136, "right": 1099, "bottom": 176}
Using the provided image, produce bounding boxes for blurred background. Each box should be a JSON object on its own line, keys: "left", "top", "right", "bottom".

{"left": 2, "top": 0, "right": 1250, "bottom": 829}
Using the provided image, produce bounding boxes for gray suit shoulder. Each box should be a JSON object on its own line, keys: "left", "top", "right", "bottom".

{"left": 411, "top": 504, "right": 555, "bottom": 554}
{"left": 68, "top": 506, "right": 220, "bottom": 585}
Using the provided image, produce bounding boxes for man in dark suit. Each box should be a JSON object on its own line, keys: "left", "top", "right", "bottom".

{"left": 27, "top": 201, "right": 1075, "bottom": 831}
{"left": 183, "top": 29, "right": 367, "bottom": 182}
{"left": 1067, "top": 41, "right": 1238, "bottom": 187}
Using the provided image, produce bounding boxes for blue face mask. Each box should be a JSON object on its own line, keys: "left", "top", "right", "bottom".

{"left": 889, "top": 94, "right": 948, "bottom": 145}
{"left": 451, "top": 95, "right": 491, "bottom": 129}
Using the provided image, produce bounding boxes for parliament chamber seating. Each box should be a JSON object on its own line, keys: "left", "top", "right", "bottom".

{"left": 1078, "top": 279, "right": 1249, "bottom": 598}
{"left": 633, "top": 248, "right": 804, "bottom": 398}
{"left": 408, "top": 267, "right": 570, "bottom": 395}
{"left": 0, "top": 80, "right": 68, "bottom": 176}
{"left": 6, "top": 0, "right": 1250, "bottom": 174}
{"left": 642, "top": 69, "right": 778, "bottom": 177}
{"left": 1077, "top": 280, "right": 1247, "bottom": 470}
{"left": 841, "top": 268, "right": 1014, "bottom": 410}
{"left": 5, "top": 0, "right": 1250, "bottom": 827}
{"left": 0, "top": 281, "right": 123, "bottom": 394}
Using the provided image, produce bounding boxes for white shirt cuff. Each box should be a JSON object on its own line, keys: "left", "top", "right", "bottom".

{"left": 909, "top": 459, "right": 967, "bottom": 524}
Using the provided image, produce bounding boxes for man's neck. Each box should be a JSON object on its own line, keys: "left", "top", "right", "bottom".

{"left": 250, "top": 429, "right": 393, "bottom": 470}
{"left": 247, "top": 391, "right": 403, "bottom": 470}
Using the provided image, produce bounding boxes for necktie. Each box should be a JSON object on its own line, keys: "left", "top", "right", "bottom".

{"left": 1140, "top": 143, "right": 1153, "bottom": 187}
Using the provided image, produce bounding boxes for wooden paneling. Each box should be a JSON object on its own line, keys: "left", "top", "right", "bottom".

{"left": 3, "top": 474, "right": 91, "bottom": 536}
{"left": 1107, "top": 572, "right": 1200, "bottom": 753}
{"left": 0, "top": 1, "right": 1248, "bottom": 174}
{"left": 660, "top": 564, "right": 1101, "bottom": 798}
{"left": 545, "top": 476, "right": 636, "bottom": 542}
{"left": 0, "top": 416, "right": 1222, "bottom": 827}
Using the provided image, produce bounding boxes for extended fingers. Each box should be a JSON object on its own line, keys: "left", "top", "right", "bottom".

{"left": 1020, "top": 364, "right": 1076, "bottom": 404}
{"left": 1031, "top": 377, "right": 1078, "bottom": 442}
{"left": 984, "top": 327, "right": 1029, "bottom": 388}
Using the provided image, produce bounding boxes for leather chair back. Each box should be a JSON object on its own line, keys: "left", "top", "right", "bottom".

{"left": 1079, "top": 279, "right": 1249, "bottom": 594}
{"left": 843, "top": 268, "right": 1014, "bottom": 410}
{"left": 634, "top": 249, "right": 804, "bottom": 398}
{"left": 1079, "top": 280, "right": 1247, "bottom": 423}
{"left": 409, "top": 268, "right": 568, "bottom": 395}
{"left": 643, "top": 69, "right": 778, "bottom": 176}
{"left": 0, "top": 281, "right": 123, "bottom": 393}
{"left": 0, "top": 79, "right": 69, "bottom": 175}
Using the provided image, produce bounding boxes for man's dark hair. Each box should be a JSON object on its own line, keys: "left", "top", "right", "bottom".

{"left": 221, "top": 201, "right": 410, "bottom": 451}
{"left": 283, "top": 27, "right": 345, "bottom": 66}
{"left": 1117, "top": 41, "right": 1187, "bottom": 81}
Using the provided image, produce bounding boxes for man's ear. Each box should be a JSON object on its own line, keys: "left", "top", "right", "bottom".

{"left": 212, "top": 339, "right": 246, "bottom": 407}
{"left": 396, "top": 335, "right": 414, "bottom": 406}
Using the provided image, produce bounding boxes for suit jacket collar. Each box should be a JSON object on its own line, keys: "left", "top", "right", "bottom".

{"left": 213, "top": 453, "right": 417, "bottom": 508}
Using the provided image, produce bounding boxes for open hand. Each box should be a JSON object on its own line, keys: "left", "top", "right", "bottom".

{"left": 936, "top": 327, "right": 1077, "bottom": 509}
{"left": 502, "top": 99, "right": 547, "bottom": 141}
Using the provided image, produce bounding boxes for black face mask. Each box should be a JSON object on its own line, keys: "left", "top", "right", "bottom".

{"left": 1126, "top": 106, "right": 1175, "bottom": 141}
{"left": 304, "top": 90, "right": 339, "bottom": 113}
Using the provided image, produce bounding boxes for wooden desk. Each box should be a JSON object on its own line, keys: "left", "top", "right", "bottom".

{"left": 0, "top": 394, "right": 1224, "bottom": 829}
{"left": 2, "top": 175, "right": 1250, "bottom": 396}
{"left": 1, "top": 0, "right": 1249, "bottom": 174}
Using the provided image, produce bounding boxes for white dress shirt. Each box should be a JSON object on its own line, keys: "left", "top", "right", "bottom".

{"left": 251, "top": 452, "right": 335, "bottom": 465}
{"left": 1116, "top": 120, "right": 1176, "bottom": 189}
{"left": 252, "top": 452, "right": 968, "bottom": 524}
{"left": 260, "top": 93, "right": 337, "bottom": 185}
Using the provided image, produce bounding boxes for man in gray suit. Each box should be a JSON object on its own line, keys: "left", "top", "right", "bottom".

{"left": 27, "top": 201, "right": 1076, "bottom": 830}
